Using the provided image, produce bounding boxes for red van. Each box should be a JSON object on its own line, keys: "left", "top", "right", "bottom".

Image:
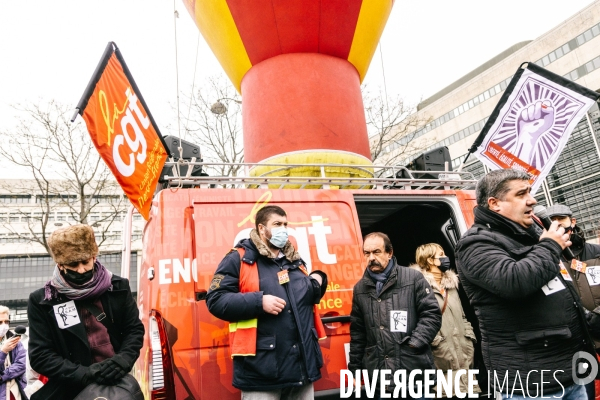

{"left": 125, "top": 164, "right": 477, "bottom": 399}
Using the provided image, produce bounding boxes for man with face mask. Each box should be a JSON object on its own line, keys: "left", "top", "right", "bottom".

{"left": 348, "top": 232, "right": 441, "bottom": 399}
{"left": 27, "top": 225, "right": 144, "bottom": 400}
{"left": 207, "top": 205, "right": 328, "bottom": 400}
{"left": 544, "top": 205, "right": 600, "bottom": 375}
{"left": 545, "top": 204, "right": 600, "bottom": 262}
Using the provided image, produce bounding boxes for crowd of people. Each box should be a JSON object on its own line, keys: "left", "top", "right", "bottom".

{"left": 2, "top": 169, "right": 600, "bottom": 399}
{"left": 207, "top": 170, "right": 600, "bottom": 400}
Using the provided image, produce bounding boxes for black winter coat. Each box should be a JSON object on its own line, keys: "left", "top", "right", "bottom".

{"left": 206, "top": 237, "right": 325, "bottom": 391}
{"left": 579, "top": 242, "right": 600, "bottom": 261}
{"left": 348, "top": 259, "right": 441, "bottom": 379}
{"left": 571, "top": 231, "right": 600, "bottom": 262}
{"left": 456, "top": 207, "right": 595, "bottom": 394}
{"left": 27, "top": 275, "right": 144, "bottom": 400}
{"left": 563, "top": 240, "right": 600, "bottom": 349}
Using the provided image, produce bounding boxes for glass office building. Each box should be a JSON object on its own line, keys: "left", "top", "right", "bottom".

{"left": 461, "top": 114, "right": 600, "bottom": 240}
{"left": 388, "top": 1, "right": 600, "bottom": 243}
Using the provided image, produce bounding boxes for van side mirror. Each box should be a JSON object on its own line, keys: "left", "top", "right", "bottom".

{"left": 195, "top": 290, "right": 207, "bottom": 301}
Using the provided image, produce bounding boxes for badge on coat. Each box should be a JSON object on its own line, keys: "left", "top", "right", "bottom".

{"left": 559, "top": 261, "right": 573, "bottom": 281}
{"left": 53, "top": 300, "right": 81, "bottom": 329}
{"left": 277, "top": 270, "right": 290, "bottom": 285}
{"left": 585, "top": 266, "right": 600, "bottom": 286}
{"left": 541, "top": 276, "right": 566, "bottom": 296}
{"left": 390, "top": 310, "right": 407, "bottom": 333}
{"left": 209, "top": 274, "right": 225, "bottom": 291}
{"left": 571, "top": 259, "right": 587, "bottom": 273}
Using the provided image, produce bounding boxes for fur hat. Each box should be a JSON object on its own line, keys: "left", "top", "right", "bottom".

{"left": 48, "top": 225, "right": 99, "bottom": 265}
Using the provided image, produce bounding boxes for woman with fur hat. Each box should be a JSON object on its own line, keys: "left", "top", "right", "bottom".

{"left": 412, "top": 243, "right": 480, "bottom": 398}
{"left": 27, "top": 225, "right": 144, "bottom": 400}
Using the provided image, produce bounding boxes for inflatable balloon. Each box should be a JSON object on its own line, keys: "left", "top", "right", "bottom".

{"left": 183, "top": 0, "right": 394, "bottom": 181}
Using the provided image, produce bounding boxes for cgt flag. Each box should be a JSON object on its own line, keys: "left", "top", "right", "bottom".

{"left": 469, "top": 62, "right": 600, "bottom": 195}
{"left": 72, "top": 42, "right": 168, "bottom": 220}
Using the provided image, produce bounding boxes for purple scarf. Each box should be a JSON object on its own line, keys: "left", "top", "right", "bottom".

{"left": 44, "top": 260, "right": 113, "bottom": 301}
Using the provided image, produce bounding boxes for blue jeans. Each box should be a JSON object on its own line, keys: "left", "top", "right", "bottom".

{"left": 500, "top": 383, "right": 586, "bottom": 400}
{"left": 241, "top": 383, "right": 313, "bottom": 400}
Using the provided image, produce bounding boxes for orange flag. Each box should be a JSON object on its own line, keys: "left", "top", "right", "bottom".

{"left": 73, "top": 42, "right": 168, "bottom": 220}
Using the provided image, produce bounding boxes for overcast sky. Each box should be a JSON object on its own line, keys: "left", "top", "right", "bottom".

{"left": 0, "top": 0, "right": 595, "bottom": 149}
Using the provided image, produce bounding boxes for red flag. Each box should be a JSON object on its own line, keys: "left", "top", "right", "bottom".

{"left": 73, "top": 42, "right": 168, "bottom": 220}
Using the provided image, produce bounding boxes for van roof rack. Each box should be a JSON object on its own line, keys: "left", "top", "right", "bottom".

{"left": 160, "top": 161, "right": 478, "bottom": 191}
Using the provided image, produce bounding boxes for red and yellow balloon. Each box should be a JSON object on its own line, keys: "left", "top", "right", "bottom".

{"left": 183, "top": 0, "right": 394, "bottom": 181}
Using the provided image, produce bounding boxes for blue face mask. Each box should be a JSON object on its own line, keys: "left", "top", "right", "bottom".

{"left": 269, "top": 226, "right": 289, "bottom": 249}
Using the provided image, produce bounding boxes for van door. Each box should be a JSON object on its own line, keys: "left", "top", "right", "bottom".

{"left": 192, "top": 189, "right": 364, "bottom": 396}
{"left": 353, "top": 194, "right": 470, "bottom": 274}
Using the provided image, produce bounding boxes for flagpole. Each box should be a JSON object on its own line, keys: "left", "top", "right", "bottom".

{"left": 456, "top": 152, "right": 471, "bottom": 172}
{"left": 71, "top": 42, "right": 116, "bottom": 123}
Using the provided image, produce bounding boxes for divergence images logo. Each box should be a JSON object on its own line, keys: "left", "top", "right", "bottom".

{"left": 572, "top": 351, "right": 598, "bottom": 386}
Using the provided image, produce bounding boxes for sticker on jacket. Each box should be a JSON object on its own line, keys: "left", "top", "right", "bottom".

{"left": 559, "top": 261, "right": 573, "bottom": 281}
{"left": 390, "top": 310, "right": 407, "bottom": 332}
{"left": 541, "top": 276, "right": 566, "bottom": 296}
{"left": 53, "top": 300, "right": 81, "bottom": 329}
{"left": 571, "top": 259, "right": 587, "bottom": 273}
{"left": 585, "top": 266, "right": 600, "bottom": 286}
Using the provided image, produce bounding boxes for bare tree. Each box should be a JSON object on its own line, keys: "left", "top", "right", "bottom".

{"left": 180, "top": 75, "right": 243, "bottom": 182}
{"left": 0, "top": 100, "right": 127, "bottom": 253}
{"left": 363, "top": 88, "right": 433, "bottom": 167}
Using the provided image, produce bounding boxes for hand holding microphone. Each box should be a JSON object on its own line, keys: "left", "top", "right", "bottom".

{"left": 14, "top": 326, "right": 26, "bottom": 336}
{"left": 534, "top": 205, "right": 575, "bottom": 259}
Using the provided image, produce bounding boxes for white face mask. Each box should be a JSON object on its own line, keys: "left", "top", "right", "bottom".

{"left": 0, "top": 324, "right": 8, "bottom": 338}
{"left": 269, "top": 226, "right": 289, "bottom": 249}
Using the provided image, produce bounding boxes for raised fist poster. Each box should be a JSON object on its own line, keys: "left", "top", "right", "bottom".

{"left": 472, "top": 62, "right": 599, "bottom": 195}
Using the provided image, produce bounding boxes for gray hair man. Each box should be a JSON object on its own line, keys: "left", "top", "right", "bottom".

{"left": 456, "top": 169, "right": 595, "bottom": 400}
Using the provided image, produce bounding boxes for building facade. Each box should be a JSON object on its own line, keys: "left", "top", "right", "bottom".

{"left": 388, "top": 1, "right": 600, "bottom": 242}
{"left": 0, "top": 179, "right": 144, "bottom": 325}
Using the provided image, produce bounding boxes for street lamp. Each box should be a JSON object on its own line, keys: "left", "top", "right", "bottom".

{"left": 210, "top": 97, "right": 242, "bottom": 115}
